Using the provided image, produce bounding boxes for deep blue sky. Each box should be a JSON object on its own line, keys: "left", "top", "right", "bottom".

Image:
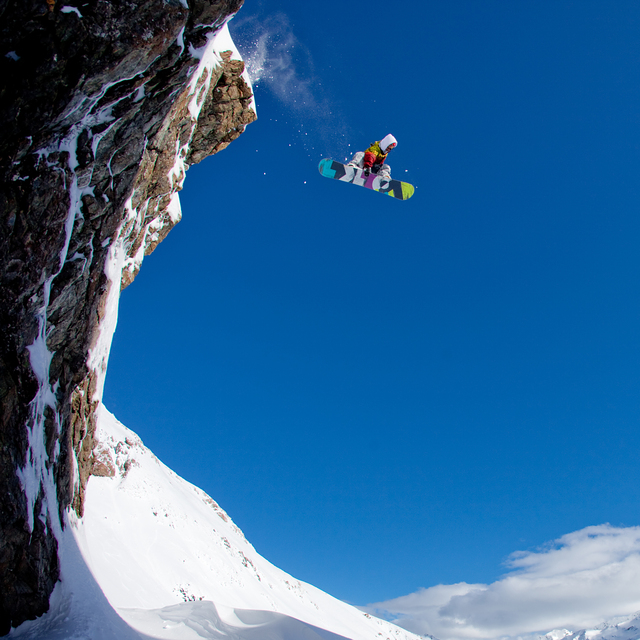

{"left": 104, "top": 1, "right": 640, "bottom": 605}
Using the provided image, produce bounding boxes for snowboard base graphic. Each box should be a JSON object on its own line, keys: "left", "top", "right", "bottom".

{"left": 318, "top": 158, "right": 414, "bottom": 201}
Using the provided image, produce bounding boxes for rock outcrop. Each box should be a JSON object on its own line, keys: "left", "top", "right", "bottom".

{"left": 0, "top": 0, "right": 256, "bottom": 633}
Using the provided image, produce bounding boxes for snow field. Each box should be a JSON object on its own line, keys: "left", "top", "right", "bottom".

{"left": 71, "top": 406, "right": 423, "bottom": 640}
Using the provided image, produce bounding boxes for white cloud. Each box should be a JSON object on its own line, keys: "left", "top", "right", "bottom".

{"left": 367, "top": 525, "right": 640, "bottom": 640}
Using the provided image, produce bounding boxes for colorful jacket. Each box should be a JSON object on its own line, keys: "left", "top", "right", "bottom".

{"left": 363, "top": 141, "right": 388, "bottom": 168}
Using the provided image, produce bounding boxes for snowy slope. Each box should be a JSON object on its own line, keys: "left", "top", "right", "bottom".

{"left": 10, "top": 406, "right": 424, "bottom": 640}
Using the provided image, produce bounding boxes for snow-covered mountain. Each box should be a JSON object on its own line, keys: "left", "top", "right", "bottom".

{"left": 0, "top": 1, "right": 421, "bottom": 633}
{"left": 9, "top": 406, "right": 425, "bottom": 640}
{"left": 540, "top": 615, "right": 640, "bottom": 640}
{"left": 0, "top": 0, "right": 254, "bottom": 628}
{"left": 3, "top": 0, "right": 638, "bottom": 636}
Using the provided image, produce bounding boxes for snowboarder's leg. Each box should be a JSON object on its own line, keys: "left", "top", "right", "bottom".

{"left": 378, "top": 163, "right": 391, "bottom": 179}
{"left": 348, "top": 151, "right": 364, "bottom": 168}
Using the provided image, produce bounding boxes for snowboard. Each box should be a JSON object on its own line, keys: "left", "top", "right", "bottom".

{"left": 318, "top": 158, "right": 414, "bottom": 201}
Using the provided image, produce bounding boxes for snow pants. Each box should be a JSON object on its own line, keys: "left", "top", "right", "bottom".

{"left": 348, "top": 151, "right": 391, "bottom": 179}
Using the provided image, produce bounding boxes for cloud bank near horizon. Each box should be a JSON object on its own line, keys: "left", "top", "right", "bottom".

{"left": 367, "top": 524, "right": 640, "bottom": 640}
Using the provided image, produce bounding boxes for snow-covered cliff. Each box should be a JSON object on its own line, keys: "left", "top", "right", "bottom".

{"left": 0, "top": 0, "right": 255, "bottom": 631}
{"left": 9, "top": 406, "right": 425, "bottom": 640}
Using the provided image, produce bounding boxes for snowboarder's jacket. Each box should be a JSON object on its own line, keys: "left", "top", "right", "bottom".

{"left": 363, "top": 141, "right": 389, "bottom": 169}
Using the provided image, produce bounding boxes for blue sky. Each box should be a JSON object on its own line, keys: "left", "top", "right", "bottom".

{"left": 104, "top": 0, "right": 640, "bottom": 614}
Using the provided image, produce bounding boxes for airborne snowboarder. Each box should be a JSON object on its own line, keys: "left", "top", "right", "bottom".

{"left": 318, "top": 133, "right": 413, "bottom": 201}
{"left": 348, "top": 134, "right": 398, "bottom": 178}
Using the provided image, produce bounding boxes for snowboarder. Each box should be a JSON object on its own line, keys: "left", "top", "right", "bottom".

{"left": 348, "top": 134, "right": 398, "bottom": 179}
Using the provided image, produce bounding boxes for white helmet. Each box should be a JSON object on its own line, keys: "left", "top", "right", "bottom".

{"left": 380, "top": 134, "right": 397, "bottom": 153}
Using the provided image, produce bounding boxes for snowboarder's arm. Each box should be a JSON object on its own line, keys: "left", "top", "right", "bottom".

{"left": 363, "top": 151, "right": 376, "bottom": 168}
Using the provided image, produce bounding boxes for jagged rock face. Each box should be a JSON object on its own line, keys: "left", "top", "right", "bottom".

{"left": 0, "top": 0, "right": 256, "bottom": 633}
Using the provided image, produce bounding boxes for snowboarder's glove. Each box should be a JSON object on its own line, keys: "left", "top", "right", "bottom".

{"left": 364, "top": 167, "right": 371, "bottom": 176}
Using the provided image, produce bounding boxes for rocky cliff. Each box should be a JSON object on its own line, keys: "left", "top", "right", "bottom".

{"left": 0, "top": 0, "right": 256, "bottom": 633}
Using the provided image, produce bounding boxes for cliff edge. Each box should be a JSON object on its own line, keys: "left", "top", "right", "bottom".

{"left": 0, "top": 0, "right": 256, "bottom": 632}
